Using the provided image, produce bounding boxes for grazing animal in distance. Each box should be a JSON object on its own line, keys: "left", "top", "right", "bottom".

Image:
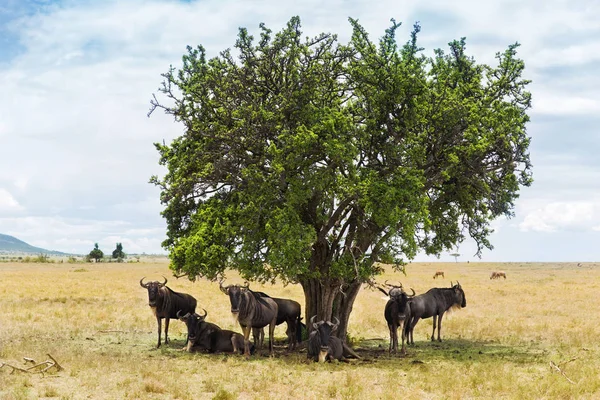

{"left": 246, "top": 288, "right": 302, "bottom": 350}
{"left": 490, "top": 271, "right": 507, "bottom": 279}
{"left": 307, "top": 317, "right": 360, "bottom": 362}
{"left": 433, "top": 271, "right": 445, "bottom": 279}
{"left": 177, "top": 309, "right": 250, "bottom": 354}
{"left": 405, "top": 282, "right": 466, "bottom": 344}
{"left": 219, "top": 281, "right": 278, "bottom": 357}
{"left": 140, "top": 276, "right": 197, "bottom": 348}
{"left": 377, "top": 281, "right": 415, "bottom": 355}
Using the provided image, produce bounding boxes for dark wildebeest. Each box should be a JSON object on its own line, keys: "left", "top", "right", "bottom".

{"left": 247, "top": 289, "right": 302, "bottom": 350}
{"left": 433, "top": 271, "right": 445, "bottom": 279}
{"left": 177, "top": 309, "right": 251, "bottom": 354}
{"left": 405, "top": 281, "right": 466, "bottom": 344}
{"left": 307, "top": 316, "right": 360, "bottom": 362}
{"left": 490, "top": 271, "right": 507, "bottom": 279}
{"left": 219, "top": 281, "right": 278, "bottom": 357}
{"left": 139, "top": 276, "right": 197, "bottom": 348}
{"left": 377, "top": 281, "right": 415, "bottom": 355}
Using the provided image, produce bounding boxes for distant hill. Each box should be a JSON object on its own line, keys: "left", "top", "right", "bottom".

{"left": 0, "top": 234, "right": 67, "bottom": 255}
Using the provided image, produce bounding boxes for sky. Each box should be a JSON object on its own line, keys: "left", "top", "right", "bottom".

{"left": 1, "top": 0, "right": 599, "bottom": 261}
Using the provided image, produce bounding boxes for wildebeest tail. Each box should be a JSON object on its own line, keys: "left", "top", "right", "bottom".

{"left": 296, "top": 314, "right": 303, "bottom": 343}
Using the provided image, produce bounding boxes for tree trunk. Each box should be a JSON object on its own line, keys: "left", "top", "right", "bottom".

{"left": 300, "top": 278, "right": 362, "bottom": 342}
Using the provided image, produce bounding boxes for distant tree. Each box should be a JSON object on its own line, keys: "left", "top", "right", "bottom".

{"left": 88, "top": 243, "right": 104, "bottom": 262}
{"left": 112, "top": 243, "right": 126, "bottom": 261}
{"left": 149, "top": 17, "right": 533, "bottom": 339}
{"left": 450, "top": 253, "right": 460, "bottom": 263}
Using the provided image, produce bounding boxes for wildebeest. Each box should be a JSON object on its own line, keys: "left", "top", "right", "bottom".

{"left": 219, "top": 281, "right": 278, "bottom": 357}
{"left": 490, "top": 271, "right": 507, "bottom": 279}
{"left": 307, "top": 316, "right": 360, "bottom": 362}
{"left": 177, "top": 309, "right": 251, "bottom": 354}
{"left": 405, "top": 282, "right": 466, "bottom": 343}
{"left": 140, "top": 276, "right": 197, "bottom": 348}
{"left": 377, "top": 281, "right": 415, "bottom": 355}
{"left": 433, "top": 271, "right": 445, "bottom": 279}
{"left": 247, "top": 289, "right": 302, "bottom": 350}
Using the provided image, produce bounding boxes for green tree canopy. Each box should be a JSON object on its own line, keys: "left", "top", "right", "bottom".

{"left": 149, "top": 16, "right": 532, "bottom": 339}
{"left": 112, "top": 243, "right": 125, "bottom": 260}
{"left": 88, "top": 243, "right": 104, "bottom": 263}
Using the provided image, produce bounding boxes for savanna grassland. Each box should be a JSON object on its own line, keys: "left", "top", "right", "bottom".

{"left": 1, "top": 260, "right": 599, "bottom": 399}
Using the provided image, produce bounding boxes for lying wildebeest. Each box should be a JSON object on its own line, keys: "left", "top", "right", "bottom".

{"left": 377, "top": 281, "right": 415, "bottom": 355}
{"left": 140, "top": 276, "right": 197, "bottom": 348}
{"left": 177, "top": 309, "right": 251, "bottom": 354}
{"left": 490, "top": 271, "right": 507, "bottom": 279}
{"left": 219, "top": 281, "right": 278, "bottom": 357}
{"left": 433, "top": 271, "right": 445, "bottom": 279}
{"left": 405, "top": 281, "right": 466, "bottom": 343}
{"left": 247, "top": 288, "right": 302, "bottom": 350}
{"left": 307, "top": 316, "right": 360, "bottom": 362}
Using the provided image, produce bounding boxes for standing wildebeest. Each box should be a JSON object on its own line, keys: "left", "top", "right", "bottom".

{"left": 247, "top": 288, "right": 302, "bottom": 350}
{"left": 307, "top": 316, "right": 360, "bottom": 362}
{"left": 433, "top": 271, "right": 445, "bottom": 279}
{"left": 405, "top": 282, "right": 466, "bottom": 344}
{"left": 490, "top": 271, "right": 507, "bottom": 279}
{"left": 377, "top": 281, "right": 415, "bottom": 355}
{"left": 177, "top": 309, "right": 250, "bottom": 354}
{"left": 140, "top": 276, "right": 197, "bottom": 348}
{"left": 219, "top": 281, "right": 278, "bottom": 357}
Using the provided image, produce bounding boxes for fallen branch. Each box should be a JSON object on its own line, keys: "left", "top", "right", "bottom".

{"left": 0, "top": 354, "right": 63, "bottom": 376}
{"left": 550, "top": 360, "right": 575, "bottom": 384}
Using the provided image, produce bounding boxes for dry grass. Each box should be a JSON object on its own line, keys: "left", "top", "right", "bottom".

{"left": 1, "top": 260, "right": 599, "bottom": 399}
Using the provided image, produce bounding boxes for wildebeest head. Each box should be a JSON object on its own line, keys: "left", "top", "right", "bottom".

{"left": 451, "top": 281, "right": 467, "bottom": 308}
{"left": 139, "top": 276, "right": 167, "bottom": 307}
{"left": 219, "top": 280, "right": 250, "bottom": 313}
{"left": 311, "top": 316, "right": 339, "bottom": 362}
{"left": 377, "top": 281, "right": 415, "bottom": 299}
{"left": 177, "top": 308, "right": 208, "bottom": 344}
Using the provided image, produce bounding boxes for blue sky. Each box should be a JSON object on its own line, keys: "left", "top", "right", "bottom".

{"left": 1, "top": 0, "right": 600, "bottom": 261}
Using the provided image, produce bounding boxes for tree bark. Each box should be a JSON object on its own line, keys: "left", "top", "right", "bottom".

{"left": 300, "top": 278, "right": 362, "bottom": 342}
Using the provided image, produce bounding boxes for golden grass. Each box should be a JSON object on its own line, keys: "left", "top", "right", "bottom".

{"left": 1, "top": 260, "right": 599, "bottom": 399}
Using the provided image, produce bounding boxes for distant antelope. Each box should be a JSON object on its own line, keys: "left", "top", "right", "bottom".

{"left": 490, "top": 271, "right": 507, "bottom": 279}
{"left": 433, "top": 271, "right": 445, "bottom": 279}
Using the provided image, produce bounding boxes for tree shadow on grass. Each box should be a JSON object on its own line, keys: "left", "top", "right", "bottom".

{"left": 353, "top": 338, "right": 549, "bottom": 368}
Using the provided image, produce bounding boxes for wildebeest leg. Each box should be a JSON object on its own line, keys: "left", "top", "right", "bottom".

{"left": 164, "top": 318, "right": 170, "bottom": 345}
{"left": 268, "top": 319, "right": 276, "bottom": 356}
{"left": 242, "top": 325, "right": 252, "bottom": 358}
{"left": 156, "top": 317, "right": 162, "bottom": 348}
{"left": 252, "top": 328, "right": 263, "bottom": 349}
{"left": 400, "top": 319, "right": 407, "bottom": 355}
{"left": 431, "top": 315, "right": 437, "bottom": 341}
{"left": 437, "top": 313, "right": 444, "bottom": 342}
{"left": 388, "top": 324, "right": 394, "bottom": 353}
{"left": 408, "top": 317, "right": 419, "bottom": 345}
{"left": 231, "top": 337, "right": 239, "bottom": 354}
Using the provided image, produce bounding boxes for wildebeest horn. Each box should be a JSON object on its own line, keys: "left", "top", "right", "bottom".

{"left": 139, "top": 277, "right": 149, "bottom": 288}
{"left": 199, "top": 308, "right": 208, "bottom": 319}
{"left": 219, "top": 278, "right": 230, "bottom": 294}
{"left": 332, "top": 317, "right": 340, "bottom": 331}
{"left": 456, "top": 281, "right": 461, "bottom": 288}
{"left": 408, "top": 288, "right": 416, "bottom": 297}
{"left": 310, "top": 315, "right": 318, "bottom": 329}
{"left": 159, "top": 276, "right": 167, "bottom": 287}
{"left": 242, "top": 281, "right": 250, "bottom": 289}
{"left": 176, "top": 310, "right": 187, "bottom": 320}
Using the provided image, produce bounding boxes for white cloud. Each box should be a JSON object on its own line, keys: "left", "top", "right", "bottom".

{"left": 0, "top": 189, "right": 23, "bottom": 212}
{"left": 519, "top": 201, "right": 600, "bottom": 232}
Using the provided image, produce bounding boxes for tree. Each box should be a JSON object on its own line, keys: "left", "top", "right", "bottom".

{"left": 148, "top": 17, "right": 532, "bottom": 340}
{"left": 450, "top": 253, "right": 460, "bottom": 263}
{"left": 88, "top": 243, "right": 104, "bottom": 263}
{"left": 112, "top": 243, "right": 126, "bottom": 260}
